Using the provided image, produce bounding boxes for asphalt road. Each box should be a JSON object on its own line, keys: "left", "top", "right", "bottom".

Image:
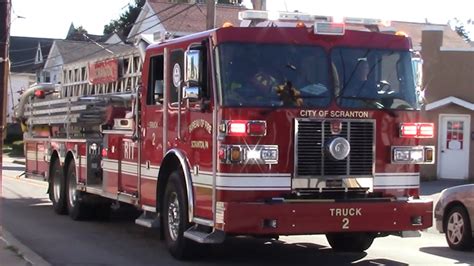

{"left": 2, "top": 160, "right": 474, "bottom": 266}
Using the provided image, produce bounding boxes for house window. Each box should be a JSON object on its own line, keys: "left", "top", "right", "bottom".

{"left": 43, "top": 71, "right": 51, "bottom": 83}
{"left": 446, "top": 120, "right": 464, "bottom": 150}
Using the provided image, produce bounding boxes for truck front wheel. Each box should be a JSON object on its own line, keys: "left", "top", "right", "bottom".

{"left": 326, "top": 232, "right": 375, "bottom": 252}
{"left": 163, "top": 170, "right": 195, "bottom": 259}
{"left": 49, "top": 159, "right": 67, "bottom": 214}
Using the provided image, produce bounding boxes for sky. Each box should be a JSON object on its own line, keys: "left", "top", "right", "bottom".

{"left": 9, "top": 0, "right": 474, "bottom": 39}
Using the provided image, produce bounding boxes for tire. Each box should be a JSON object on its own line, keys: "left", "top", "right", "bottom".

{"left": 49, "top": 159, "right": 67, "bottom": 215}
{"left": 163, "top": 170, "right": 195, "bottom": 259}
{"left": 445, "top": 206, "right": 473, "bottom": 251}
{"left": 326, "top": 232, "right": 375, "bottom": 252}
{"left": 66, "top": 160, "right": 90, "bottom": 220}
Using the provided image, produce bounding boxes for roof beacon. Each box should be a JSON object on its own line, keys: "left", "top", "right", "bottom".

{"left": 238, "top": 10, "right": 391, "bottom": 34}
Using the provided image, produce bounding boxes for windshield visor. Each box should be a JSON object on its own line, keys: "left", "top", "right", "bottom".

{"left": 219, "top": 43, "right": 331, "bottom": 108}
{"left": 332, "top": 48, "right": 419, "bottom": 110}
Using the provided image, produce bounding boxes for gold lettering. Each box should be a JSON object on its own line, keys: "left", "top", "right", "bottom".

{"left": 189, "top": 119, "right": 212, "bottom": 134}
{"left": 191, "top": 141, "right": 209, "bottom": 149}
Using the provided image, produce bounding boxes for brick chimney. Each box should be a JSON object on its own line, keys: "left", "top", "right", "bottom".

{"left": 251, "top": 0, "right": 266, "bottom": 10}
{"left": 421, "top": 27, "right": 443, "bottom": 92}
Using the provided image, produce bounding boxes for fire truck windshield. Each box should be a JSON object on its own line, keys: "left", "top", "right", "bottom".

{"left": 219, "top": 43, "right": 331, "bottom": 108}
{"left": 332, "top": 48, "right": 419, "bottom": 110}
{"left": 218, "top": 43, "right": 418, "bottom": 110}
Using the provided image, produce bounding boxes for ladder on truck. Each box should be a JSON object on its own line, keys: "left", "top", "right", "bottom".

{"left": 17, "top": 50, "right": 142, "bottom": 138}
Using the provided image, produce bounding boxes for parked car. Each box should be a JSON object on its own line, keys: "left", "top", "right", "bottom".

{"left": 434, "top": 184, "right": 474, "bottom": 250}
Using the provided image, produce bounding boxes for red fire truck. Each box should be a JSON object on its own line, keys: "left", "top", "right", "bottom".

{"left": 17, "top": 11, "right": 435, "bottom": 259}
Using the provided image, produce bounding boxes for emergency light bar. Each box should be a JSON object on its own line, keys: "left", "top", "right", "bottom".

{"left": 238, "top": 10, "right": 390, "bottom": 27}
{"left": 239, "top": 10, "right": 326, "bottom": 22}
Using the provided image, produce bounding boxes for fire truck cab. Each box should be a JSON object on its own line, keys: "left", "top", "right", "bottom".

{"left": 19, "top": 10, "right": 434, "bottom": 259}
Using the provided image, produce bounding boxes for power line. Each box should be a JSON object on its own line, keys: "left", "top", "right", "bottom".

{"left": 42, "top": 3, "right": 198, "bottom": 71}
{"left": 10, "top": 43, "right": 52, "bottom": 52}
{"left": 10, "top": 54, "right": 49, "bottom": 68}
{"left": 36, "top": 2, "right": 184, "bottom": 69}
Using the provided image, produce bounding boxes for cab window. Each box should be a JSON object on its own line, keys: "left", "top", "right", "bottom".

{"left": 147, "top": 55, "right": 164, "bottom": 105}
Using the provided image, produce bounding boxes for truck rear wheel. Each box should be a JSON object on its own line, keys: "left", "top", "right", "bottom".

{"left": 49, "top": 159, "right": 67, "bottom": 214}
{"left": 163, "top": 170, "right": 195, "bottom": 259}
{"left": 66, "top": 160, "right": 90, "bottom": 220}
{"left": 326, "top": 232, "right": 375, "bottom": 252}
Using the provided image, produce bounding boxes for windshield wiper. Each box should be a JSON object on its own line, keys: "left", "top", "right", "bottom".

{"left": 338, "top": 96, "right": 385, "bottom": 109}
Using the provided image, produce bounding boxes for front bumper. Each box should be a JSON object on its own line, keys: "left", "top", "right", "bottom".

{"left": 216, "top": 199, "right": 433, "bottom": 235}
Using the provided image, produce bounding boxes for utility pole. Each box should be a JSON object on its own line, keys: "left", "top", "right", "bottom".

{"left": 0, "top": 0, "right": 11, "bottom": 172}
{"left": 251, "top": 0, "right": 266, "bottom": 10}
{"left": 206, "top": 0, "right": 216, "bottom": 30}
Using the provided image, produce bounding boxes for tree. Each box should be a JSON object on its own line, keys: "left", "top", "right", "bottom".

{"left": 103, "top": 0, "right": 146, "bottom": 37}
{"left": 450, "top": 18, "right": 472, "bottom": 42}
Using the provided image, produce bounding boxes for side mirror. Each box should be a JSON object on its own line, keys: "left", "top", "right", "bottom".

{"left": 184, "top": 50, "right": 201, "bottom": 84}
{"left": 183, "top": 86, "right": 200, "bottom": 100}
{"left": 412, "top": 57, "right": 424, "bottom": 106}
{"left": 412, "top": 57, "right": 423, "bottom": 89}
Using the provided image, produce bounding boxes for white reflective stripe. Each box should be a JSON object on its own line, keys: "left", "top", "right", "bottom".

{"left": 373, "top": 173, "right": 419, "bottom": 188}
{"left": 102, "top": 159, "right": 119, "bottom": 173}
{"left": 194, "top": 173, "right": 291, "bottom": 190}
{"left": 200, "top": 171, "right": 290, "bottom": 177}
{"left": 121, "top": 163, "right": 137, "bottom": 174}
{"left": 193, "top": 174, "right": 213, "bottom": 187}
{"left": 80, "top": 156, "right": 87, "bottom": 167}
{"left": 141, "top": 166, "right": 159, "bottom": 180}
{"left": 141, "top": 175, "right": 158, "bottom": 181}
{"left": 217, "top": 176, "right": 291, "bottom": 188}
{"left": 26, "top": 151, "right": 36, "bottom": 160}
{"left": 102, "top": 159, "right": 160, "bottom": 179}
{"left": 217, "top": 186, "right": 289, "bottom": 191}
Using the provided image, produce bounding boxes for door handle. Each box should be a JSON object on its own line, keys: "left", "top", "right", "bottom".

{"left": 441, "top": 150, "right": 445, "bottom": 153}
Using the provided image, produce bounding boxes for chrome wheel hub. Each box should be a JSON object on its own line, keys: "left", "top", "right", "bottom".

{"left": 167, "top": 192, "right": 180, "bottom": 241}
{"left": 68, "top": 172, "right": 77, "bottom": 208}
{"left": 53, "top": 168, "right": 61, "bottom": 202}
{"left": 447, "top": 212, "right": 464, "bottom": 245}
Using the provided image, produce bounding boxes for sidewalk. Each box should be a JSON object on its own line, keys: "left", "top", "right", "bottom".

{"left": 2, "top": 154, "right": 49, "bottom": 265}
{"left": 0, "top": 228, "right": 50, "bottom": 266}
{"left": 2, "top": 153, "right": 25, "bottom": 165}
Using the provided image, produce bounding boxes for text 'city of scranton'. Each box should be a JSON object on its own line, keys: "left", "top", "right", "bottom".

{"left": 300, "top": 110, "right": 370, "bottom": 119}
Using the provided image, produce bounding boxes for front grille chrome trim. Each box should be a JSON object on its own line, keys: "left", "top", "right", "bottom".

{"left": 294, "top": 118, "right": 375, "bottom": 182}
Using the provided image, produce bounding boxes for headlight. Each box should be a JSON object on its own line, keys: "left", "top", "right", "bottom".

{"left": 220, "top": 145, "right": 278, "bottom": 164}
{"left": 391, "top": 146, "right": 435, "bottom": 164}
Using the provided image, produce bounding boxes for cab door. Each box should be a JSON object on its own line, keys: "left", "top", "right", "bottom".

{"left": 184, "top": 46, "right": 214, "bottom": 220}
{"left": 140, "top": 53, "right": 165, "bottom": 206}
{"left": 167, "top": 43, "right": 214, "bottom": 220}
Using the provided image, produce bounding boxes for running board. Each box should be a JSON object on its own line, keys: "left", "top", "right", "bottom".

{"left": 183, "top": 225, "right": 225, "bottom": 244}
{"left": 135, "top": 212, "right": 160, "bottom": 228}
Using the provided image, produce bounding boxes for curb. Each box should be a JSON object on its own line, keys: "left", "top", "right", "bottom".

{"left": 1, "top": 229, "right": 50, "bottom": 266}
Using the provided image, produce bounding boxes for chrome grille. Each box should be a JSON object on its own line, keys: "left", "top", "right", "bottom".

{"left": 295, "top": 120, "right": 374, "bottom": 177}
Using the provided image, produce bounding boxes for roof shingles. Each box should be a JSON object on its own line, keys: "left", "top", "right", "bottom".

{"left": 9, "top": 36, "right": 56, "bottom": 73}
{"left": 54, "top": 40, "right": 135, "bottom": 65}
{"left": 147, "top": 1, "right": 246, "bottom": 35}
